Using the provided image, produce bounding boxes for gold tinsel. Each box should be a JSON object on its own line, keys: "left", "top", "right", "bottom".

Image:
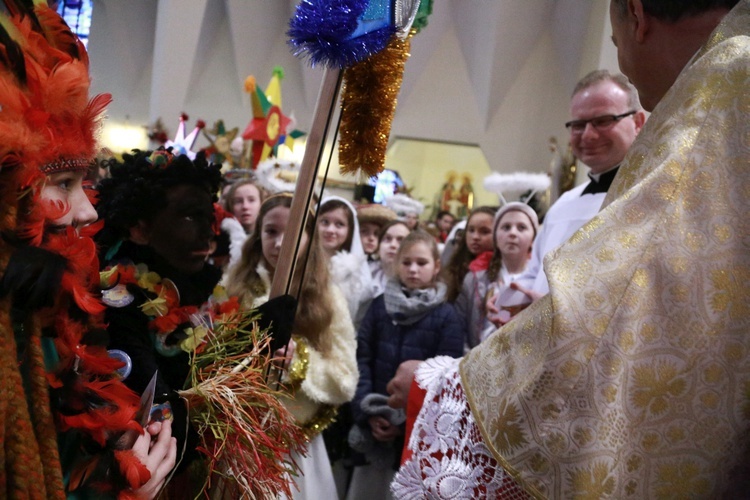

{"left": 338, "top": 34, "right": 411, "bottom": 178}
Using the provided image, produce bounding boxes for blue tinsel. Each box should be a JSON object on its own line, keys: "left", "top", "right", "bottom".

{"left": 287, "top": 0, "right": 397, "bottom": 69}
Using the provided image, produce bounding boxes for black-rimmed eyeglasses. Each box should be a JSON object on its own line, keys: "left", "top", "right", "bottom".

{"left": 565, "top": 110, "right": 637, "bottom": 133}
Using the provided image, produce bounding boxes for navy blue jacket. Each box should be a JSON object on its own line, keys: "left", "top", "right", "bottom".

{"left": 352, "top": 294, "right": 465, "bottom": 424}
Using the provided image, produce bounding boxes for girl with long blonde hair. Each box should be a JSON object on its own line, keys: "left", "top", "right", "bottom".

{"left": 225, "top": 193, "right": 358, "bottom": 499}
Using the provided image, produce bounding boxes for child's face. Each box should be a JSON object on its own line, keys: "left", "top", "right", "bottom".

{"left": 360, "top": 222, "right": 380, "bottom": 255}
{"left": 261, "top": 205, "right": 308, "bottom": 271}
{"left": 378, "top": 224, "right": 410, "bottom": 266}
{"left": 231, "top": 183, "right": 262, "bottom": 231}
{"left": 437, "top": 214, "right": 455, "bottom": 233}
{"left": 41, "top": 170, "right": 97, "bottom": 233}
{"left": 398, "top": 242, "right": 439, "bottom": 290}
{"left": 404, "top": 212, "right": 419, "bottom": 229}
{"left": 465, "top": 212, "right": 494, "bottom": 256}
{"left": 318, "top": 207, "right": 349, "bottom": 254}
{"left": 494, "top": 211, "right": 534, "bottom": 260}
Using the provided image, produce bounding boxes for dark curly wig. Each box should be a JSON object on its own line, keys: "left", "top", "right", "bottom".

{"left": 96, "top": 149, "right": 222, "bottom": 250}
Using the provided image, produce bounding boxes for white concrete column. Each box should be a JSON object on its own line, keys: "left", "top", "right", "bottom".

{"left": 149, "top": 0, "right": 209, "bottom": 123}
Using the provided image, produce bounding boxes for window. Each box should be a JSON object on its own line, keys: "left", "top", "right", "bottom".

{"left": 56, "top": 0, "right": 93, "bottom": 48}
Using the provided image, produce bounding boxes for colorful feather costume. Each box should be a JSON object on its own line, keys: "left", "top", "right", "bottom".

{"left": 0, "top": 0, "right": 146, "bottom": 497}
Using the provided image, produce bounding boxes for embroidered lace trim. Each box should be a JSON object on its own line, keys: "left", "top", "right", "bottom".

{"left": 392, "top": 356, "right": 530, "bottom": 499}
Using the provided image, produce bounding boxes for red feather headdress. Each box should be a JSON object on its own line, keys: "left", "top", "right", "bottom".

{"left": 0, "top": 1, "right": 144, "bottom": 497}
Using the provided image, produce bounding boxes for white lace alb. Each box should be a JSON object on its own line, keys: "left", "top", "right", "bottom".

{"left": 391, "top": 356, "right": 530, "bottom": 499}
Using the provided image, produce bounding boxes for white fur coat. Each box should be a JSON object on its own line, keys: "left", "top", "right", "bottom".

{"left": 221, "top": 216, "right": 248, "bottom": 271}
{"left": 249, "top": 264, "right": 358, "bottom": 425}
{"left": 329, "top": 250, "right": 372, "bottom": 327}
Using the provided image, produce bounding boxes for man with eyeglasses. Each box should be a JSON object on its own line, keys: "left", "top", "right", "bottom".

{"left": 515, "top": 70, "right": 646, "bottom": 298}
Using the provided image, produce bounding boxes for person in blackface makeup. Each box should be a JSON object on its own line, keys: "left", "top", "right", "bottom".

{"left": 0, "top": 3, "right": 175, "bottom": 497}
{"left": 97, "top": 150, "right": 307, "bottom": 497}
{"left": 95, "top": 149, "right": 223, "bottom": 488}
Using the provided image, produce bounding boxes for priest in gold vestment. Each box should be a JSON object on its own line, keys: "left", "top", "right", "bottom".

{"left": 393, "top": 1, "right": 749, "bottom": 498}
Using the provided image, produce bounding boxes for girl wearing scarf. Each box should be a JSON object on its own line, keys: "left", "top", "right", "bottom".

{"left": 349, "top": 230, "right": 464, "bottom": 499}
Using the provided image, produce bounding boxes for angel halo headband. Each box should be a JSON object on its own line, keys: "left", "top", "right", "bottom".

{"left": 483, "top": 172, "right": 551, "bottom": 206}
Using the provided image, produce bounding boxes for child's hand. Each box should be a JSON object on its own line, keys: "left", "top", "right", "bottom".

{"left": 486, "top": 288, "right": 506, "bottom": 327}
{"left": 488, "top": 314, "right": 505, "bottom": 328}
{"left": 509, "top": 282, "right": 543, "bottom": 303}
{"left": 132, "top": 420, "right": 177, "bottom": 499}
{"left": 273, "top": 339, "right": 296, "bottom": 370}
{"left": 369, "top": 416, "right": 400, "bottom": 442}
{"left": 485, "top": 293, "right": 500, "bottom": 316}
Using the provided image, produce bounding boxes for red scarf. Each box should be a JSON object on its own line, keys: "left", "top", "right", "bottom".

{"left": 468, "top": 251, "right": 493, "bottom": 273}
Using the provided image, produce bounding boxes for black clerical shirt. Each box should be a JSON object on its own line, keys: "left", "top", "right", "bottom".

{"left": 581, "top": 166, "right": 619, "bottom": 195}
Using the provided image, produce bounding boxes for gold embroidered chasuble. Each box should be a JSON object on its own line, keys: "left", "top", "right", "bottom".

{"left": 460, "top": 2, "right": 750, "bottom": 498}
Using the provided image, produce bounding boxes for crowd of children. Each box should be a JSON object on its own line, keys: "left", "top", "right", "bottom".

{"left": 210, "top": 173, "right": 539, "bottom": 499}
{"left": 225, "top": 193, "right": 358, "bottom": 498}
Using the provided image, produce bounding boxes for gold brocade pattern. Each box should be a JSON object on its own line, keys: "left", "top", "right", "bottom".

{"left": 461, "top": 2, "right": 750, "bottom": 498}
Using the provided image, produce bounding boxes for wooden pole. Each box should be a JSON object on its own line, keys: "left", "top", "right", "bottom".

{"left": 269, "top": 67, "right": 342, "bottom": 299}
{"left": 212, "top": 67, "right": 342, "bottom": 488}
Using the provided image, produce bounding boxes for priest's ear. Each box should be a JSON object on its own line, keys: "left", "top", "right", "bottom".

{"left": 626, "top": 0, "right": 649, "bottom": 43}
{"left": 128, "top": 221, "right": 150, "bottom": 245}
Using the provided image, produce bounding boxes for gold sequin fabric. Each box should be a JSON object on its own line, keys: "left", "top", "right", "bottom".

{"left": 284, "top": 337, "right": 340, "bottom": 438}
{"left": 461, "top": 2, "right": 750, "bottom": 498}
{"left": 287, "top": 335, "right": 310, "bottom": 389}
{"left": 299, "top": 404, "right": 338, "bottom": 439}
